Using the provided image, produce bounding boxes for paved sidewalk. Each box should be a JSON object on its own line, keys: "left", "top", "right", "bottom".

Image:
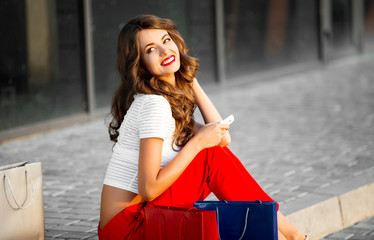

{"left": 1, "top": 58, "right": 374, "bottom": 239}
{"left": 322, "top": 215, "right": 374, "bottom": 240}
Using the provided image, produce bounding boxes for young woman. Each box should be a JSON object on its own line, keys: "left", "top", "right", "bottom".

{"left": 99, "top": 14, "right": 309, "bottom": 240}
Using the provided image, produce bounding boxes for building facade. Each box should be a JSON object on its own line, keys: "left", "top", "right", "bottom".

{"left": 1, "top": 0, "right": 374, "bottom": 141}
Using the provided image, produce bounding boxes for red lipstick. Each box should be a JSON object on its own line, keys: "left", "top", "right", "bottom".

{"left": 161, "top": 55, "right": 175, "bottom": 66}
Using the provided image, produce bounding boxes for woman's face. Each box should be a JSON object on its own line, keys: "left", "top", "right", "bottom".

{"left": 138, "top": 29, "right": 180, "bottom": 84}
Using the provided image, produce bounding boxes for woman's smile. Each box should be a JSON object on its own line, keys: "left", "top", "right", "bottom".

{"left": 161, "top": 55, "right": 175, "bottom": 66}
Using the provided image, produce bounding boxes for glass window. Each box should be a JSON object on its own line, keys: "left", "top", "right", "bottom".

{"left": 223, "top": 0, "right": 319, "bottom": 79}
{"left": 328, "top": 0, "right": 358, "bottom": 59}
{"left": 185, "top": 0, "right": 217, "bottom": 84}
{"left": 364, "top": 0, "right": 374, "bottom": 51}
{"left": 331, "top": 0, "right": 352, "bottom": 49}
{"left": 91, "top": 0, "right": 216, "bottom": 109}
{"left": 0, "top": 0, "right": 85, "bottom": 131}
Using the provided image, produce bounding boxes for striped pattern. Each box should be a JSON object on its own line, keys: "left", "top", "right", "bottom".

{"left": 103, "top": 94, "right": 179, "bottom": 194}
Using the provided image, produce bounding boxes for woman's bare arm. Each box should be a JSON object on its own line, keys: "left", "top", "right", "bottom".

{"left": 192, "top": 78, "right": 231, "bottom": 147}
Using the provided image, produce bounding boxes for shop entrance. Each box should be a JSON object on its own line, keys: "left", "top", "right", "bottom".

{"left": 320, "top": 0, "right": 365, "bottom": 61}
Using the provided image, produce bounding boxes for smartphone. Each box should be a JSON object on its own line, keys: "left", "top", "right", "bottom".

{"left": 220, "top": 115, "right": 234, "bottom": 125}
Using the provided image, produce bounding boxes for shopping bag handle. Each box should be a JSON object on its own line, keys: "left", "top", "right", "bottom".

{"left": 216, "top": 206, "right": 250, "bottom": 240}
{"left": 3, "top": 170, "right": 35, "bottom": 210}
{"left": 179, "top": 214, "right": 188, "bottom": 240}
{"left": 158, "top": 211, "right": 166, "bottom": 239}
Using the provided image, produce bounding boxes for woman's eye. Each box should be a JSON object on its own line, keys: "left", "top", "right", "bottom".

{"left": 147, "top": 47, "right": 155, "bottom": 54}
{"left": 164, "top": 38, "right": 171, "bottom": 43}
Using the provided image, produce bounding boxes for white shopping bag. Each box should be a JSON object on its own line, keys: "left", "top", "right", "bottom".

{"left": 0, "top": 161, "right": 45, "bottom": 240}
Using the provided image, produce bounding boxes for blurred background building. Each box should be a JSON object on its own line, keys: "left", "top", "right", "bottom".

{"left": 1, "top": 0, "right": 374, "bottom": 141}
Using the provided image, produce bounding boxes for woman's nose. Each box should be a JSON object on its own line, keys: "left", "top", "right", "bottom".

{"left": 159, "top": 46, "right": 169, "bottom": 56}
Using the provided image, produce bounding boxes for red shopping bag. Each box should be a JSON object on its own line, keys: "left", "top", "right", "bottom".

{"left": 144, "top": 205, "right": 219, "bottom": 240}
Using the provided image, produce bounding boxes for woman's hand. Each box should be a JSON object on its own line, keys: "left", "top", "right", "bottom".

{"left": 191, "top": 122, "right": 229, "bottom": 151}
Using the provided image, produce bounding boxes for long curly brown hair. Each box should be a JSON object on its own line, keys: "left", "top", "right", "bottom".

{"left": 109, "top": 15, "right": 199, "bottom": 149}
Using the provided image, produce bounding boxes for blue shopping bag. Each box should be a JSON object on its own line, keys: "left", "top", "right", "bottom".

{"left": 193, "top": 200, "right": 278, "bottom": 240}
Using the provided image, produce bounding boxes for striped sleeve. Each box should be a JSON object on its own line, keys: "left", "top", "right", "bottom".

{"left": 138, "top": 95, "right": 171, "bottom": 140}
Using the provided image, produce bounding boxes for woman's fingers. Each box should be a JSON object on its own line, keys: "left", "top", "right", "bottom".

{"left": 217, "top": 123, "right": 229, "bottom": 130}
{"left": 193, "top": 122, "right": 230, "bottom": 149}
{"left": 204, "top": 123, "right": 228, "bottom": 135}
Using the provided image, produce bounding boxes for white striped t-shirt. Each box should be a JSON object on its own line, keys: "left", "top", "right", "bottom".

{"left": 103, "top": 94, "right": 179, "bottom": 194}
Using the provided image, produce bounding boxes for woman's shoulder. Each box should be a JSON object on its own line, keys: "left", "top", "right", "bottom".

{"left": 135, "top": 94, "right": 170, "bottom": 107}
{"left": 134, "top": 94, "right": 173, "bottom": 119}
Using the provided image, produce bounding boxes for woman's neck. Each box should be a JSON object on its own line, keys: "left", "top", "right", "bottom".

{"left": 158, "top": 73, "right": 176, "bottom": 87}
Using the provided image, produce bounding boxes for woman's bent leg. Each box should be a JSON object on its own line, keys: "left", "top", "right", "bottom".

{"left": 152, "top": 146, "right": 277, "bottom": 209}
{"left": 205, "top": 147, "right": 277, "bottom": 205}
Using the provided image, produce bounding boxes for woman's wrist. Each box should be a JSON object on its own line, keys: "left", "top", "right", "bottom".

{"left": 186, "top": 135, "right": 203, "bottom": 153}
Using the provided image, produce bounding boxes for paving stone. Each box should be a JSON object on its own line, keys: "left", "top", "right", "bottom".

{"left": 57, "top": 232, "right": 97, "bottom": 240}
{"left": 71, "top": 221, "right": 99, "bottom": 228}
{"left": 85, "top": 236, "right": 99, "bottom": 240}
{"left": 50, "top": 225, "right": 92, "bottom": 232}
{"left": 44, "top": 230, "right": 69, "bottom": 238}
{"left": 45, "top": 218, "right": 78, "bottom": 226}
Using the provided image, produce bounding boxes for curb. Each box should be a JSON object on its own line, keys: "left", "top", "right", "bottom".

{"left": 286, "top": 182, "right": 374, "bottom": 240}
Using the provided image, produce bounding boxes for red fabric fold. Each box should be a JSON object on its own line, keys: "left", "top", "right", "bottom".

{"left": 98, "top": 203, "right": 146, "bottom": 240}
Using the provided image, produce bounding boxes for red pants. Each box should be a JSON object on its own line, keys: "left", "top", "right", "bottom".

{"left": 98, "top": 146, "right": 278, "bottom": 240}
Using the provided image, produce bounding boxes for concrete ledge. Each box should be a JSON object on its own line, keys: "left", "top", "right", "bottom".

{"left": 286, "top": 182, "right": 374, "bottom": 240}
{"left": 286, "top": 197, "right": 343, "bottom": 240}
{"left": 0, "top": 109, "right": 108, "bottom": 145}
{"left": 340, "top": 182, "right": 374, "bottom": 228}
